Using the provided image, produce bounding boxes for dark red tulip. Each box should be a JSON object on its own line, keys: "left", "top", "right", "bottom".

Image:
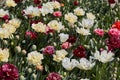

{"left": 74, "top": 1, "right": 79, "bottom": 6}
{"left": 14, "top": 0, "right": 23, "bottom": 3}
{"left": 108, "top": 0, "right": 116, "bottom": 4}
{"left": 3, "top": 15, "right": 9, "bottom": 20}
{"left": 37, "top": 5, "right": 42, "bottom": 9}
{"left": 67, "top": 36, "right": 76, "bottom": 44}
{"left": 50, "top": 0, "right": 61, "bottom": 2}
{"left": 73, "top": 45, "right": 86, "bottom": 58}
{"left": 34, "top": 0, "right": 41, "bottom": 4}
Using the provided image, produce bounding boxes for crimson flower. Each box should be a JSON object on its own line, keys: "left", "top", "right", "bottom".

{"left": 108, "top": 0, "right": 116, "bottom": 4}
{"left": 25, "top": 31, "right": 37, "bottom": 40}
{"left": 50, "top": 0, "right": 61, "bottom": 2}
{"left": 45, "top": 26, "right": 54, "bottom": 34}
{"left": 74, "top": 1, "right": 79, "bottom": 6}
{"left": 2, "top": 15, "right": 9, "bottom": 21}
{"left": 61, "top": 42, "right": 71, "bottom": 49}
{"left": 94, "top": 28, "right": 104, "bottom": 36}
{"left": 73, "top": 45, "right": 86, "bottom": 58}
{"left": 108, "top": 28, "right": 120, "bottom": 37}
{"left": 0, "top": 63, "right": 19, "bottom": 80}
{"left": 107, "top": 36, "right": 120, "bottom": 51}
{"left": 46, "top": 72, "right": 61, "bottom": 80}
{"left": 30, "top": 20, "right": 42, "bottom": 25}
{"left": 34, "top": 0, "right": 41, "bottom": 4}
{"left": 43, "top": 46, "right": 55, "bottom": 55}
{"left": 14, "top": 0, "right": 23, "bottom": 3}
{"left": 67, "top": 36, "right": 76, "bottom": 44}
{"left": 53, "top": 11, "right": 62, "bottom": 17}
{"left": 37, "top": 5, "right": 42, "bottom": 9}
{"left": 107, "top": 24, "right": 120, "bottom": 51}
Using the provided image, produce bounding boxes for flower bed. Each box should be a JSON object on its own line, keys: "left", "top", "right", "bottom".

{"left": 0, "top": 0, "right": 119, "bottom": 80}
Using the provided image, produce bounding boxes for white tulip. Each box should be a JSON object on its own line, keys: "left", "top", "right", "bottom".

{"left": 80, "top": 18, "right": 94, "bottom": 29}
{"left": 40, "top": 2, "right": 53, "bottom": 16}
{"left": 76, "top": 28, "right": 91, "bottom": 35}
{"left": 62, "top": 57, "right": 78, "bottom": 71}
{"left": 86, "top": 13, "right": 95, "bottom": 20}
{"left": 23, "top": 6, "right": 41, "bottom": 17}
{"left": 76, "top": 58, "right": 95, "bottom": 70}
{"left": 94, "top": 50, "right": 114, "bottom": 63}
{"left": 59, "top": 33, "right": 69, "bottom": 42}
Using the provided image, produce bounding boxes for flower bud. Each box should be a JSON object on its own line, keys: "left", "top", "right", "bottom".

{"left": 53, "top": 42, "right": 57, "bottom": 46}
{"left": 114, "top": 67, "right": 118, "bottom": 71}
{"left": 22, "top": 61, "right": 24, "bottom": 64}
{"left": 113, "top": 78, "right": 116, "bottom": 80}
{"left": 21, "top": 49, "right": 27, "bottom": 55}
{"left": 28, "top": 68, "right": 32, "bottom": 73}
{"left": 32, "top": 45, "right": 37, "bottom": 50}
{"left": 3, "top": 40, "right": 8, "bottom": 45}
{"left": 113, "top": 74, "right": 117, "bottom": 78}
{"left": 16, "top": 35, "right": 20, "bottom": 40}
{"left": 84, "top": 45, "right": 90, "bottom": 49}
{"left": 117, "top": 58, "right": 120, "bottom": 61}
{"left": 43, "top": 18, "right": 47, "bottom": 21}
{"left": 11, "top": 41, "right": 14, "bottom": 45}
{"left": 50, "top": 33, "right": 53, "bottom": 36}
{"left": 15, "top": 46, "right": 21, "bottom": 53}
{"left": 32, "top": 73, "right": 37, "bottom": 79}
{"left": 22, "top": 40, "right": 26, "bottom": 44}
{"left": 20, "top": 75, "right": 26, "bottom": 80}
{"left": 63, "top": 72, "right": 67, "bottom": 76}
{"left": 67, "top": 0, "right": 69, "bottom": 2}
{"left": 114, "top": 70, "right": 117, "bottom": 74}
{"left": 36, "top": 65, "right": 43, "bottom": 71}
